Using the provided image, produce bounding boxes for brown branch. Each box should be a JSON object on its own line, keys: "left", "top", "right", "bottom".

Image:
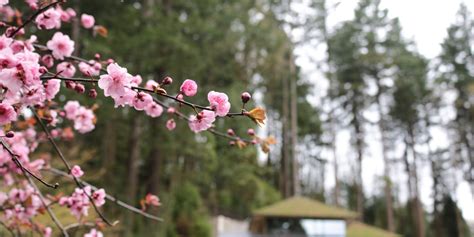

{"left": 31, "top": 108, "right": 115, "bottom": 227}
{"left": 0, "top": 138, "right": 69, "bottom": 237}
{"left": 0, "top": 139, "right": 58, "bottom": 189}
{"left": 39, "top": 75, "right": 253, "bottom": 143}
{"left": 63, "top": 222, "right": 95, "bottom": 231}
{"left": 45, "top": 167, "right": 164, "bottom": 222}
{"left": 151, "top": 97, "right": 253, "bottom": 143}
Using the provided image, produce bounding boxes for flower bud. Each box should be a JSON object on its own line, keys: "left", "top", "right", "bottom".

{"left": 167, "top": 107, "right": 176, "bottom": 114}
{"left": 74, "top": 83, "right": 85, "bottom": 94}
{"left": 241, "top": 92, "right": 251, "bottom": 104}
{"left": 94, "top": 53, "right": 101, "bottom": 60}
{"left": 196, "top": 112, "right": 204, "bottom": 120}
{"left": 65, "top": 81, "right": 76, "bottom": 89}
{"left": 39, "top": 66, "right": 48, "bottom": 74}
{"left": 41, "top": 54, "right": 54, "bottom": 68}
{"left": 247, "top": 128, "right": 255, "bottom": 136}
{"left": 5, "top": 131, "right": 14, "bottom": 138}
{"left": 227, "top": 129, "right": 235, "bottom": 136}
{"left": 88, "top": 88, "right": 97, "bottom": 99}
{"left": 162, "top": 76, "right": 173, "bottom": 85}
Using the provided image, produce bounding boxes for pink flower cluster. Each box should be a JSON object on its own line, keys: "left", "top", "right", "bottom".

{"left": 0, "top": 129, "right": 52, "bottom": 232}
{"left": 0, "top": 185, "right": 43, "bottom": 226}
{"left": 84, "top": 229, "right": 104, "bottom": 237}
{"left": 185, "top": 89, "right": 231, "bottom": 133}
{"left": 58, "top": 186, "right": 106, "bottom": 220}
{"left": 98, "top": 63, "right": 164, "bottom": 117}
{"left": 35, "top": 6, "right": 77, "bottom": 30}
{"left": 0, "top": 129, "right": 44, "bottom": 186}
{"left": 63, "top": 101, "right": 96, "bottom": 133}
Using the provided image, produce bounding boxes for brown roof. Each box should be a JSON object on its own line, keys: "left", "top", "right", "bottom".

{"left": 253, "top": 196, "right": 359, "bottom": 219}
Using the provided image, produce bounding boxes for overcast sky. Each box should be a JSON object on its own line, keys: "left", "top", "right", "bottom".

{"left": 293, "top": 0, "right": 474, "bottom": 221}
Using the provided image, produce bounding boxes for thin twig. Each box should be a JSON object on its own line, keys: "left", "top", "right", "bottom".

{"left": 0, "top": 138, "right": 69, "bottom": 237}
{"left": 7, "top": 1, "right": 63, "bottom": 38}
{"left": 46, "top": 168, "right": 163, "bottom": 222}
{"left": 31, "top": 108, "right": 115, "bottom": 226}
{"left": 152, "top": 97, "right": 254, "bottom": 143}
{"left": 64, "top": 222, "right": 95, "bottom": 231}
{"left": 39, "top": 75, "right": 253, "bottom": 143}
{"left": 0, "top": 139, "right": 58, "bottom": 189}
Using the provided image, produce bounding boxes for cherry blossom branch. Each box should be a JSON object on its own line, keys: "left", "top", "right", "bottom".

{"left": 31, "top": 108, "right": 115, "bottom": 227}
{"left": 45, "top": 167, "right": 164, "bottom": 222}
{"left": 25, "top": 173, "right": 69, "bottom": 237}
{"left": 44, "top": 73, "right": 254, "bottom": 143}
{"left": 151, "top": 98, "right": 253, "bottom": 143}
{"left": 0, "top": 138, "right": 69, "bottom": 237}
{"left": 63, "top": 222, "right": 95, "bottom": 231}
{"left": 6, "top": 1, "right": 64, "bottom": 38}
{"left": 39, "top": 74, "right": 215, "bottom": 112}
{"left": 0, "top": 139, "right": 59, "bottom": 189}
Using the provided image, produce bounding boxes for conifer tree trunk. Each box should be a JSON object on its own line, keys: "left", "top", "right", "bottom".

{"left": 374, "top": 80, "right": 395, "bottom": 232}
{"left": 125, "top": 116, "right": 143, "bottom": 229}
{"left": 289, "top": 51, "right": 299, "bottom": 196}
{"left": 408, "top": 128, "right": 425, "bottom": 237}
{"left": 352, "top": 101, "right": 364, "bottom": 218}
{"left": 281, "top": 71, "right": 291, "bottom": 198}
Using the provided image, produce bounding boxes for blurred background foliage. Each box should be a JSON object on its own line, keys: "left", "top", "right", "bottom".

{"left": 8, "top": 0, "right": 474, "bottom": 236}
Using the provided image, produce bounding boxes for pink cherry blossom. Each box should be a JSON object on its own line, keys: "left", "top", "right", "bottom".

{"left": 145, "top": 102, "right": 163, "bottom": 118}
{"left": 64, "top": 101, "right": 80, "bottom": 120}
{"left": 132, "top": 92, "right": 153, "bottom": 111}
{"left": 46, "top": 32, "right": 74, "bottom": 60}
{"left": 188, "top": 110, "right": 216, "bottom": 133}
{"left": 0, "top": 0, "right": 8, "bottom": 7}
{"left": 56, "top": 62, "right": 76, "bottom": 77}
{"left": 91, "top": 189, "right": 106, "bottom": 206}
{"left": 166, "top": 119, "right": 176, "bottom": 131}
{"left": 44, "top": 79, "right": 61, "bottom": 100}
{"left": 25, "top": 0, "right": 38, "bottom": 9}
{"left": 0, "top": 67, "right": 22, "bottom": 94}
{"left": 207, "top": 91, "right": 231, "bottom": 117}
{"left": 35, "top": 8, "right": 61, "bottom": 30}
{"left": 0, "top": 48, "right": 18, "bottom": 69}
{"left": 78, "top": 61, "right": 101, "bottom": 76}
{"left": 145, "top": 194, "right": 161, "bottom": 206}
{"left": 84, "top": 229, "right": 103, "bottom": 237}
{"left": 180, "top": 79, "right": 198, "bottom": 97}
{"left": 43, "top": 227, "right": 52, "bottom": 237}
{"left": 65, "top": 8, "right": 76, "bottom": 18}
{"left": 167, "top": 107, "right": 176, "bottom": 114}
{"left": 130, "top": 75, "right": 142, "bottom": 86}
{"left": 81, "top": 14, "right": 95, "bottom": 29}
{"left": 41, "top": 54, "right": 54, "bottom": 68}
{"left": 70, "top": 165, "right": 84, "bottom": 178}
{"left": 98, "top": 63, "right": 132, "bottom": 99}
{"left": 0, "top": 102, "right": 17, "bottom": 125}
{"left": 58, "top": 7, "right": 76, "bottom": 22}
{"left": 0, "top": 35, "right": 12, "bottom": 50}
{"left": 112, "top": 88, "right": 134, "bottom": 108}
{"left": 73, "top": 107, "right": 95, "bottom": 133}
{"left": 145, "top": 79, "right": 159, "bottom": 90}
